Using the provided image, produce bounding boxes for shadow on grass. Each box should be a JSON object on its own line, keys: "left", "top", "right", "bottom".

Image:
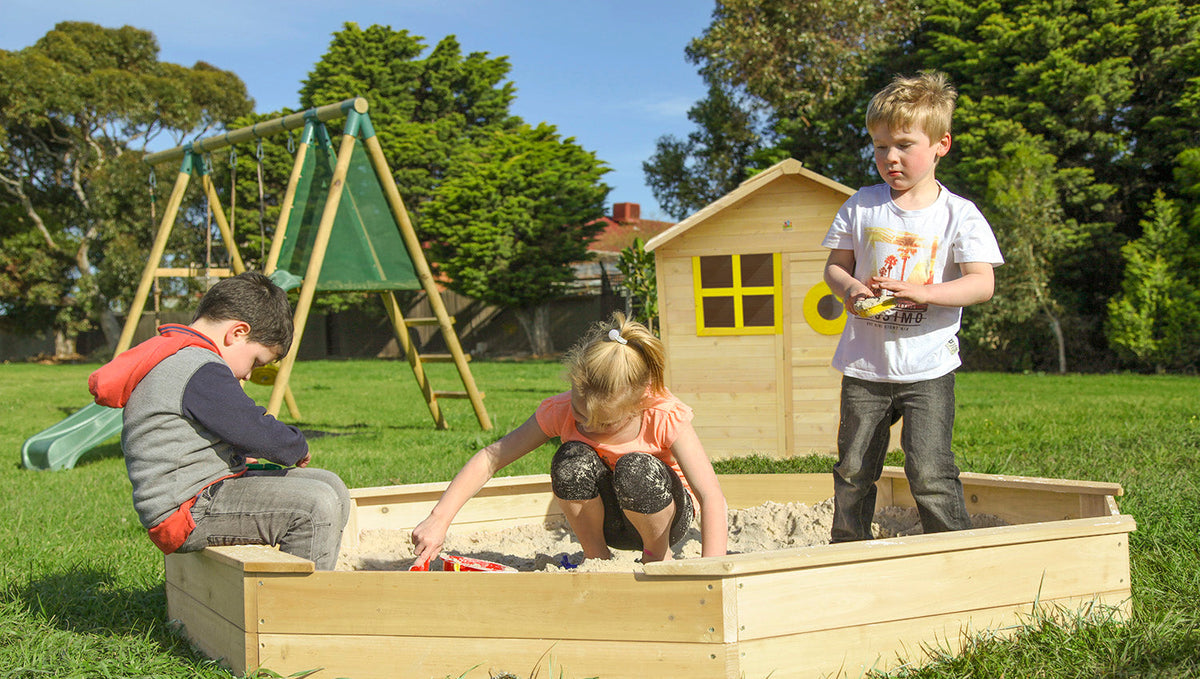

{"left": 9, "top": 567, "right": 168, "bottom": 638}
{"left": 72, "top": 441, "right": 124, "bottom": 468}
{"left": 3, "top": 566, "right": 211, "bottom": 667}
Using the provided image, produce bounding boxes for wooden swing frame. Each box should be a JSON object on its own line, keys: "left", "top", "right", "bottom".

{"left": 133, "top": 97, "right": 490, "bottom": 430}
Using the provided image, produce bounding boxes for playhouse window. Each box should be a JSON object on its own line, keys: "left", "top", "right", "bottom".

{"left": 693, "top": 253, "right": 783, "bottom": 336}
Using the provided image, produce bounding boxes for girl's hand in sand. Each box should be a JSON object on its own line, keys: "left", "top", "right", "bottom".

{"left": 411, "top": 515, "right": 448, "bottom": 568}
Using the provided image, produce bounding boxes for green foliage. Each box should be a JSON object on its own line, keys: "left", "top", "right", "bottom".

{"left": 660, "top": 0, "right": 1200, "bottom": 371}
{"left": 299, "top": 23, "right": 519, "bottom": 224}
{"left": 686, "top": 0, "right": 919, "bottom": 117}
{"left": 643, "top": 83, "right": 760, "bottom": 220}
{"left": 421, "top": 123, "right": 609, "bottom": 309}
{"left": 615, "top": 237, "right": 659, "bottom": 332}
{"left": 1106, "top": 191, "right": 1200, "bottom": 371}
{"left": 0, "top": 22, "right": 252, "bottom": 353}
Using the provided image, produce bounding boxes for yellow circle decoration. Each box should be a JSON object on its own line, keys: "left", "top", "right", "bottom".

{"left": 803, "top": 281, "right": 846, "bottom": 335}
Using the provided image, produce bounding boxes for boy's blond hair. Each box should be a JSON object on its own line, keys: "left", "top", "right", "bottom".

{"left": 866, "top": 71, "right": 957, "bottom": 141}
{"left": 563, "top": 312, "right": 665, "bottom": 430}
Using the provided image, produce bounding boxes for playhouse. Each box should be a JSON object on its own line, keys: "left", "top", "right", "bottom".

{"left": 645, "top": 158, "right": 855, "bottom": 458}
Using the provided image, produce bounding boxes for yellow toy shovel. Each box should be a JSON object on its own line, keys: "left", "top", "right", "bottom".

{"left": 854, "top": 295, "right": 898, "bottom": 318}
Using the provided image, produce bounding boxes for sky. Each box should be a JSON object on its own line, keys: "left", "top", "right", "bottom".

{"left": 1, "top": 0, "right": 717, "bottom": 221}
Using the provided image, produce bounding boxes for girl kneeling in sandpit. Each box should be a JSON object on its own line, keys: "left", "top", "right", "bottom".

{"left": 411, "top": 313, "right": 727, "bottom": 567}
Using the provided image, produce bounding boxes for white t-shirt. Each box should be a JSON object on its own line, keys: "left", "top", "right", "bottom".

{"left": 822, "top": 183, "right": 1004, "bottom": 383}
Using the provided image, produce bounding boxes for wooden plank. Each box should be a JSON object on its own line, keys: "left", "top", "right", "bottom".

{"left": 403, "top": 316, "right": 450, "bottom": 326}
{"left": 420, "top": 353, "right": 470, "bottom": 363}
{"left": 671, "top": 353, "right": 778, "bottom": 373}
{"left": 737, "top": 592, "right": 1133, "bottom": 679}
{"left": 203, "top": 544, "right": 315, "bottom": 574}
{"left": 788, "top": 399, "right": 841, "bottom": 414}
{"left": 256, "top": 634, "right": 737, "bottom": 679}
{"left": 657, "top": 232, "right": 825, "bottom": 258}
{"left": 673, "top": 378, "right": 778, "bottom": 394}
{"left": 351, "top": 476, "right": 560, "bottom": 533}
{"left": 788, "top": 249, "right": 835, "bottom": 265}
{"left": 778, "top": 252, "right": 795, "bottom": 461}
{"left": 253, "top": 571, "right": 728, "bottom": 643}
{"left": 165, "top": 582, "right": 257, "bottom": 675}
{"left": 666, "top": 333, "right": 777, "bottom": 351}
{"left": 155, "top": 267, "right": 234, "bottom": 278}
{"left": 165, "top": 551, "right": 260, "bottom": 626}
{"left": 689, "top": 399, "right": 781, "bottom": 420}
{"left": 643, "top": 517, "right": 1134, "bottom": 578}
{"left": 718, "top": 474, "right": 834, "bottom": 508}
{"left": 952, "top": 470, "right": 1123, "bottom": 496}
{"left": 731, "top": 532, "right": 1131, "bottom": 639}
{"left": 354, "top": 493, "right": 559, "bottom": 533}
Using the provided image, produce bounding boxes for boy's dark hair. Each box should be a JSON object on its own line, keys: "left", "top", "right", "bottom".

{"left": 193, "top": 272, "right": 294, "bottom": 354}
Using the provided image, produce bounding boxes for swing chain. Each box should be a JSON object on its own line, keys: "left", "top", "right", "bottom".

{"left": 147, "top": 168, "right": 157, "bottom": 203}
{"left": 256, "top": 138, "right": 265, "bottom": 161}
{"left": 228, "top": 147, "right": 238, "bottom": 168}
{"left": 287, "top": 132, "right": 295, "bottom": 154}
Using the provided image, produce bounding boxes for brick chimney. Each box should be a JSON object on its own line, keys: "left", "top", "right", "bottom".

{"left": 612, "top": 202, "right": 640, "bottom": 222}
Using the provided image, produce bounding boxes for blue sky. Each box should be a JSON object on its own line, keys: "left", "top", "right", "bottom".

{"left": 1, "top": 1, "right": 716, "bottom": 220}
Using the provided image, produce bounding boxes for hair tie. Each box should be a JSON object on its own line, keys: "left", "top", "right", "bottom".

{"left": 607, "top": 328, "right": 628, "bottom": 345}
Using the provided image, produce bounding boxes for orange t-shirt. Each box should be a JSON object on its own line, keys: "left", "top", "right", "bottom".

{"left": 534, "top": 390, "right": 696, "bottom": 501}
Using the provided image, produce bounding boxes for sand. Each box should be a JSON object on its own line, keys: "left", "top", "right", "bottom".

{"left": 338, "top": 499, "right": 1008, "bottom": 573}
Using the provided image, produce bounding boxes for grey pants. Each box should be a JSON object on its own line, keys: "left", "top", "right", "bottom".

{"left": 179, "top": 467, "right": 351, "bottom": 570}
{"left": 831, "top": 372, "right": 971, "bottom": 542}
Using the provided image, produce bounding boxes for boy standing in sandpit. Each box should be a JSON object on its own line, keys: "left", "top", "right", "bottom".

{"left": 822, "top": 71, "right": 1004, "bottom": 542}
{"left": 89, "top": 272, "right": 350, "bottom": 569}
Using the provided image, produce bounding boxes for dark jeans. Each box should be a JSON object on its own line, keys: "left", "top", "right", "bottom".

{"left": 179, "top": 467, "right": 351, "bottom": 570}
{"left": 831, "top": 372, "right": 971, "bottom": 542}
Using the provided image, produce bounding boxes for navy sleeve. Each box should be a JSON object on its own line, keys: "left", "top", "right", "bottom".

{"left": 181, "top": 361, "right": 309, "bottom": 466}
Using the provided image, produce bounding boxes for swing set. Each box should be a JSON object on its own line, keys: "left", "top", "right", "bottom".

{"left": 22, "top": 98, "right": 489, "bottom": 471}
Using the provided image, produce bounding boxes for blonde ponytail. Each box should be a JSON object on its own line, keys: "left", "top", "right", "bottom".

{"left": 564, "top": 313, "right": 665, "bottom": 429}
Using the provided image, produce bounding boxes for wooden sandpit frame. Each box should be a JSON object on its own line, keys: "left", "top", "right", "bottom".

{"left": 165, "top": 468, "right": 1134, "bottom": 678}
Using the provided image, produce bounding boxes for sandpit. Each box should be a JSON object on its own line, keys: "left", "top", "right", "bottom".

{"left": 339, "top": 498, "right": 1008, "bottom": 573}
{"left": 166, "top": 470, "right": 1133, "bottom": 679}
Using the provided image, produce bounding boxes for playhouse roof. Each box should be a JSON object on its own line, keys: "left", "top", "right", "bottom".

{"left": 644, "top": 158, "right": 855, "bottom": 252}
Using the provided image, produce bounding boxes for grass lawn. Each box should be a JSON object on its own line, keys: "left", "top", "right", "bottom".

{"left": 1, "top": 360, "right": 1197, "bottom": 677}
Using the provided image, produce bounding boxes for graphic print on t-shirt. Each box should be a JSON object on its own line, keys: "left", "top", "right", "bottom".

{"left": 864, "top": 225, "right": 937, "bottom": 328}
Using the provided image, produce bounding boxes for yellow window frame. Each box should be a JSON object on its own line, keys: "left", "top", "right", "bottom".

{"left": 692, "top": 253, "right": 783, "bottom": 336}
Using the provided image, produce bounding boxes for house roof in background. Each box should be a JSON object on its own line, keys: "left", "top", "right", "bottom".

{"left": 588, "top": 202, "right": 675, "bottom": 253}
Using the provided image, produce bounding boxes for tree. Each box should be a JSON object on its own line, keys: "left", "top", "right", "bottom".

{"left": 299, "top": 23, "right": 518, "bottom": 224}
{"left": 686, "top": 0, "right": 919, "bottom": 118}
{"left": 970, "top": 135, "right": 1072, "bottom": 372}
{"left": 616, "top": 237, "right": 658, "bottom": 333}
{"left": 914, "top": 0, "right": 1200, "bottom": 308}
{"left": 0, "top": 22, "right": 251, "bottom": 356}
{"left": 667, "top": 0, "right": 920, "bottom": 190}
{"left": 1106, "top": 192, "right": 1200, "bottom": 371}
{"left": 643, "top": 83, "right": 761, "bottom": 220}
{"left": 421, "top": 124, "right": 610, "bottom": 355}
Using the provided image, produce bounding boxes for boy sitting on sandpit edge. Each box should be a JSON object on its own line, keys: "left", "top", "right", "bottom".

{"left": 89, "top": 271, "right": 349, "bottom": 570}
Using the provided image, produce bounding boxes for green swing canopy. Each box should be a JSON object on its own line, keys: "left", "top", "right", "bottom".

{"left": 274, "top": 122, "right": 421, "bottom": 292}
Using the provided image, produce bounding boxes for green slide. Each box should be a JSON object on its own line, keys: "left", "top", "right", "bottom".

{"left": 22, "top": 402, "right": 123, "bottom": 471}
